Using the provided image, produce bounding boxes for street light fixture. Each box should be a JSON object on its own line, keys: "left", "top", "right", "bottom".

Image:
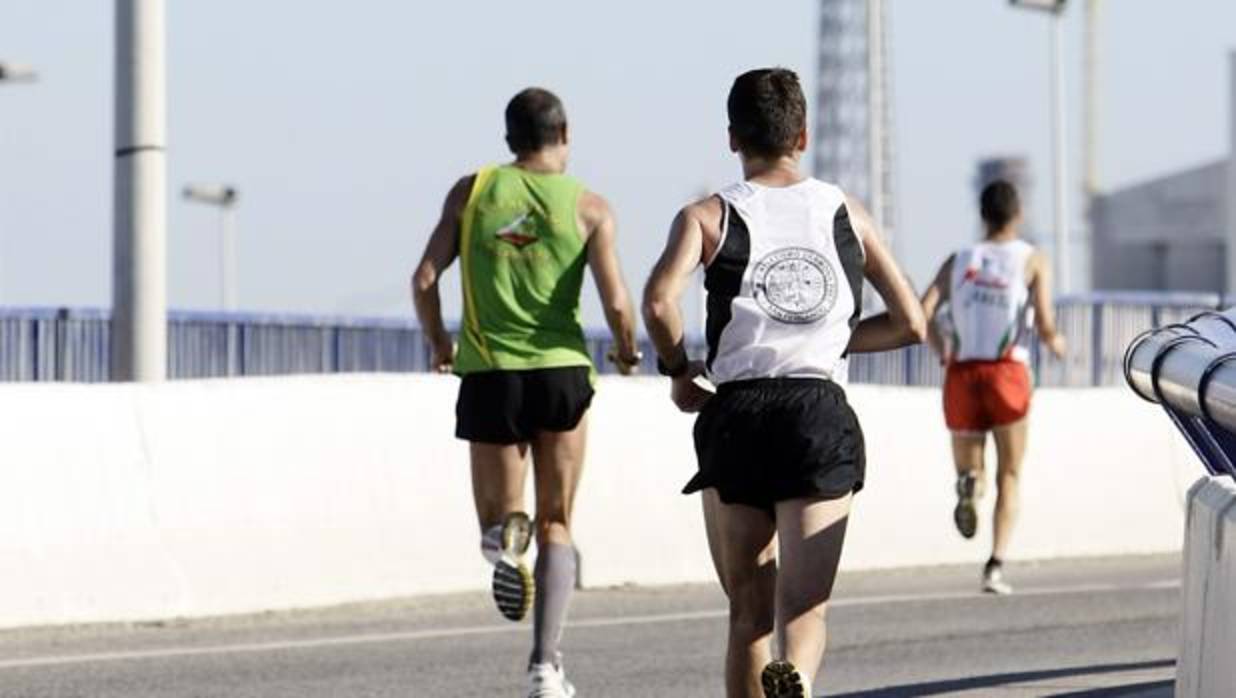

{"left": 0, "top": 62, "right": 38, "bottom": 83}
{"left": 1009, "top": 0, "right": 1067, "bottom": 11}
{"left": 183, "top": 183, "right": 240, "bottom": 312}
{"left": 1010, "top": 0, "right": 1071, "bottom": 294}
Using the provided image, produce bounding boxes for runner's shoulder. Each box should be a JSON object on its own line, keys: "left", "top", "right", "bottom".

{"left": 445, "top": 173, "right": 476, "bottom": 209}
{"left": 679, "top": 194, "right": 724, "bottom": 232}
{"left": 578, "top": 190, "right": 614, "bottom": 230}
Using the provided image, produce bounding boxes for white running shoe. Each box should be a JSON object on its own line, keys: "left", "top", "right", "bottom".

{"left": 527, "top": 662, "right": 576, "bottom": 698}
{"left": 982, "top": 565, "right": 1013, "bottom": 595}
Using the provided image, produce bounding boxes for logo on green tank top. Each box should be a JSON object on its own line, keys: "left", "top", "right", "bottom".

{"left": 494, "top": 212, "right": 538, "bottom": 248}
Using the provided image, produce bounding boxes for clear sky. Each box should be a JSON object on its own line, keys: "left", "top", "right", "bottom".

{"left": 2, "top": 1, "right": 1234, "bottom": 331}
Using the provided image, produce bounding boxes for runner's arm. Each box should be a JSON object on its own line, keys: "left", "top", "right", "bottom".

{"left": 1028, "top": 251, "right": 1067, "bottom": 359}
{"left": 845, "top": 196, "right": 927, "bottom": 354}
{"left": 411, "top": 176, "right": 470, "bottom": 372}
{"left": 643, "top": 202, "right": 713, "bottom": 412}
{"left": 582, "top": 192, "right": 640, "bottom": 372}
{"left": 643, "top": 205, "right": 705, "bottom": 370}
{"left": 920, "top": 256, "right": 954, "bottom": 361}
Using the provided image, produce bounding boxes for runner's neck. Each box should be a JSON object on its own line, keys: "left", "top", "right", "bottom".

{"left": 513, "top": 146, "right": 568, "bottom": 175}
{"left": 741, "top": 155, "right": 806, "bottom": 188}
{"left": 984, "top": 226, "right": 1020, "bottom": 243}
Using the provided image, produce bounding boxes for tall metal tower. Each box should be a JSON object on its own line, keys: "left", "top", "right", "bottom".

{"left": 814, "top": 0, "right": 896, "bottom": 248}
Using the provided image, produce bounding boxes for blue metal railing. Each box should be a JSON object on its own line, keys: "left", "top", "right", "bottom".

{"left": 1125, "top": 307, "right": 1236, "bottom": 478}
{"left": 0, "top": 292, "right": 1225, "bottom": 385}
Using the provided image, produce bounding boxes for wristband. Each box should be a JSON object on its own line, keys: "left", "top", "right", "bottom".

{"left": 657, "top": 354, "right": 689, "bottom": 378}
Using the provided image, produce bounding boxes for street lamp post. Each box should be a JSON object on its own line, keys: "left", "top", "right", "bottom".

{"left": 1010, "top": 0, "right": 1071, "bottom": 295}
{"left": 113, "top": 0, "right": 168, "bottom": 383}
{"left": 183, "top": 184, "right": 239, "bottom": 311}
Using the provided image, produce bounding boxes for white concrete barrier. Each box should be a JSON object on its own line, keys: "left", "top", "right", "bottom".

{"left": 1177, "top": 476, "right": 1236, "bottom": 698}
{"left": 0, "top": 375, "right": 1193, "bottom": 628}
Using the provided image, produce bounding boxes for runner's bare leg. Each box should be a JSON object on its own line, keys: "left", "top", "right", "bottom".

{"left": 710, "top": 496, "right": 777, "bottom": 697}
{"left": 470, "top": 443, "right": 530, "bottom": 532}
{"left": 774, "top": 494, "right": 851, "bottom": 688}
{"left": 951, "top": 433, "right": 986, "bottom": 498}
{"left": 991, "top": 418, "right": 1029, "bottom": 560}
{"left": 527, "top": 415, "right": 588, "bottom": 666}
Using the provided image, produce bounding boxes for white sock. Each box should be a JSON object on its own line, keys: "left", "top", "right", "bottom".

{"left": 480, "top": 524, "right": 503, "bottom": 565}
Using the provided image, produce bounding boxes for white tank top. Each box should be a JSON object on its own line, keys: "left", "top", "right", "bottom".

{"left": 948, "top": 239, "right": 1035, "bottom": 363}
{"left": 704, "top": 179, "right": 865, "bottom": 385}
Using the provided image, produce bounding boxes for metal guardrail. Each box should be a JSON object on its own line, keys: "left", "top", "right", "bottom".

{"left": 1125, "top": 307, "right": 1236, "bottom": 478}
{"left": 0, "top": 292, "right": 1226, "bottom": 386}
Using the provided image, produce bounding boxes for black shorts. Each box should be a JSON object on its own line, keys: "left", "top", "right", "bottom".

{"left": 455, "top": 367, "right": 595, "bottom": 445}
{"left": 684, "top": 377, "right": 865, "bottom": 514}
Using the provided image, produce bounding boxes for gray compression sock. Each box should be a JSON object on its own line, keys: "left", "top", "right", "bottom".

{"left": 529, "top": 542, "right": 577, "bottom": 666}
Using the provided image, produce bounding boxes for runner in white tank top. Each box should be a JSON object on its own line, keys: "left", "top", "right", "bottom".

{"left": 948, "top": 238, "right": 1035, "bottom": 364}
{"left": 642, "top": 68, "right": 926, "bottom": 698}
{"left": 921, "top": 180, "right": 1067, "bottom": 596}
{"left": 705, "top": 177, "right": 865, "bottom": 386}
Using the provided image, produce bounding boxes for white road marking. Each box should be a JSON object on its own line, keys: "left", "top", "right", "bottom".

{"left": 0, "top": 579, "right": 1178, "bottom": 670}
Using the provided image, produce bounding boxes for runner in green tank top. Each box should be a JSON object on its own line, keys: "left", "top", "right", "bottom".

{"left": 455, "top": 164, "right": 592, "bottom": 375}
{"left": 411, "top": 87, "right": 639, "bottom": 698}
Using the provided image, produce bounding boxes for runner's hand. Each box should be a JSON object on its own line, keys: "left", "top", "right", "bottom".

{"left": 606, "top": 349, "right": 643, "bottom": 377}
{"left": 430, "top": 338, "right": 455, "bottom": 374}
{"left": 1046, "top": 334, "right": 1067, "bottom": 360}
{"left": 671, "top": 361, "right": 712, "bottom": 413}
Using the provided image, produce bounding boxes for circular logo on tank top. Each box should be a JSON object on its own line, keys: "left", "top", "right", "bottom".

{"left": 752, "top": 247, "right": 838, "bottom": 324}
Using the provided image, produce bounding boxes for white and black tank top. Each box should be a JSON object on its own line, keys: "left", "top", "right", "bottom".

{"left": 704, "top": 178, "right": 865, "bottom": 386}
{"left": 947, "top": 239, "right": 1035, "bottom": 364}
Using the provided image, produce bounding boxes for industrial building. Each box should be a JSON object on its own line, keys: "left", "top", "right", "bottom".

{"left": 1091, "top": 54, "right": 1235, "bottom": 294}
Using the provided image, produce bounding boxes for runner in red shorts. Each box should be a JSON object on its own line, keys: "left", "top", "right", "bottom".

{"left": 921, "top": 180, "right": 1066, "bottom": 594}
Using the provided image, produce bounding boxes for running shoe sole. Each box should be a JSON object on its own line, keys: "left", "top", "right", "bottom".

{"left": 954, "top": 475, "right": 978, "bottom": 539}
{"left": 493, "top": 556, "right": 534, "bottom": 621}
{"left": 761, "top": 660, "right": 808, "bottom": 698}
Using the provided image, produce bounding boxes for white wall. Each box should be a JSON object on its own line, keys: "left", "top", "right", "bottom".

{"left": 1177, "top": 476, "right": 1236, "bottom": 698}
{"left": 0, "top": 375, "right": 1195, "bottom": 628}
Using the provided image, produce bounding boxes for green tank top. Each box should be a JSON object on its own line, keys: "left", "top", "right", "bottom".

{"left": 455, "top": 164, "right": 593, "bottom": 375}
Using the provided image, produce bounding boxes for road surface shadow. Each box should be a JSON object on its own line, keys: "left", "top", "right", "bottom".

{"left": 1046, "top": 679, "right": 1172, "bottom": 697}
{"left": 828, "top": 659, "right": 1174, "bottom": 697}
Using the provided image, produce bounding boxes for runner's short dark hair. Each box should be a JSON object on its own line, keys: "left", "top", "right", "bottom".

{"left": 980, "top": 180, "right": 1021, "bottom": 230}
{"left": 505, "top": 88, "right": 567, "bottom": 155}
{"left": 727, "top": 68, "right": 807, "bottom": 158}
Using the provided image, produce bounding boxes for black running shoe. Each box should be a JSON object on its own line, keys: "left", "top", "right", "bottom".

{"left": 761, "top": 660, "right": 809, "bottom": 698}
{"left": 953, "top": 472, "right": 978, "bottom": 539}
{"left": 492, "top": 512, "right": 534, "bottom": 622}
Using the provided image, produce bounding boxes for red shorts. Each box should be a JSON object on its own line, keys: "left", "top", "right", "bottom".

{"left": 943, "top": 360, "right": 1031, "bottom": 434}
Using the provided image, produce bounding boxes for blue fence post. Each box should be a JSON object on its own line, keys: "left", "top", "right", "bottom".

{"left": 30, "top": 315, "right": 40, "bottom": 380}
{"left": 331, "top": 326, "right": 342, "bottom": 373}
{"left": 1091, "top": 301, "right": 1104, "bottom": 387}
{"left": 54, "top": 307, "right": 69, "bottom": 381}
{"left": 237, "top": 322, "right": 247, "bottom": 376}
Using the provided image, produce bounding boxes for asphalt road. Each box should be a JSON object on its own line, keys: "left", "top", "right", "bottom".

{"left": 0, "top": 555, "right": 1179, "bottom": 697}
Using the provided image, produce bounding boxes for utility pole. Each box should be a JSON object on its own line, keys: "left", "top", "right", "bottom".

{"left": 112, "top": 0, "right": 168, "bottom": 381}
{"left": 1082, "top": 0, "right": 1102, "bottom": 291}
{"left": 866, "top": 0, "right": 891, "bottom": 243}
{"left": 1010, "top": 0, "right": 1071, "bottom": 294}
{"left": 1083, "top": 0, "right": 1101, "bottom": 203}
{"left": 1051, "top": 10, "right": 1070, "bottom": 294}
